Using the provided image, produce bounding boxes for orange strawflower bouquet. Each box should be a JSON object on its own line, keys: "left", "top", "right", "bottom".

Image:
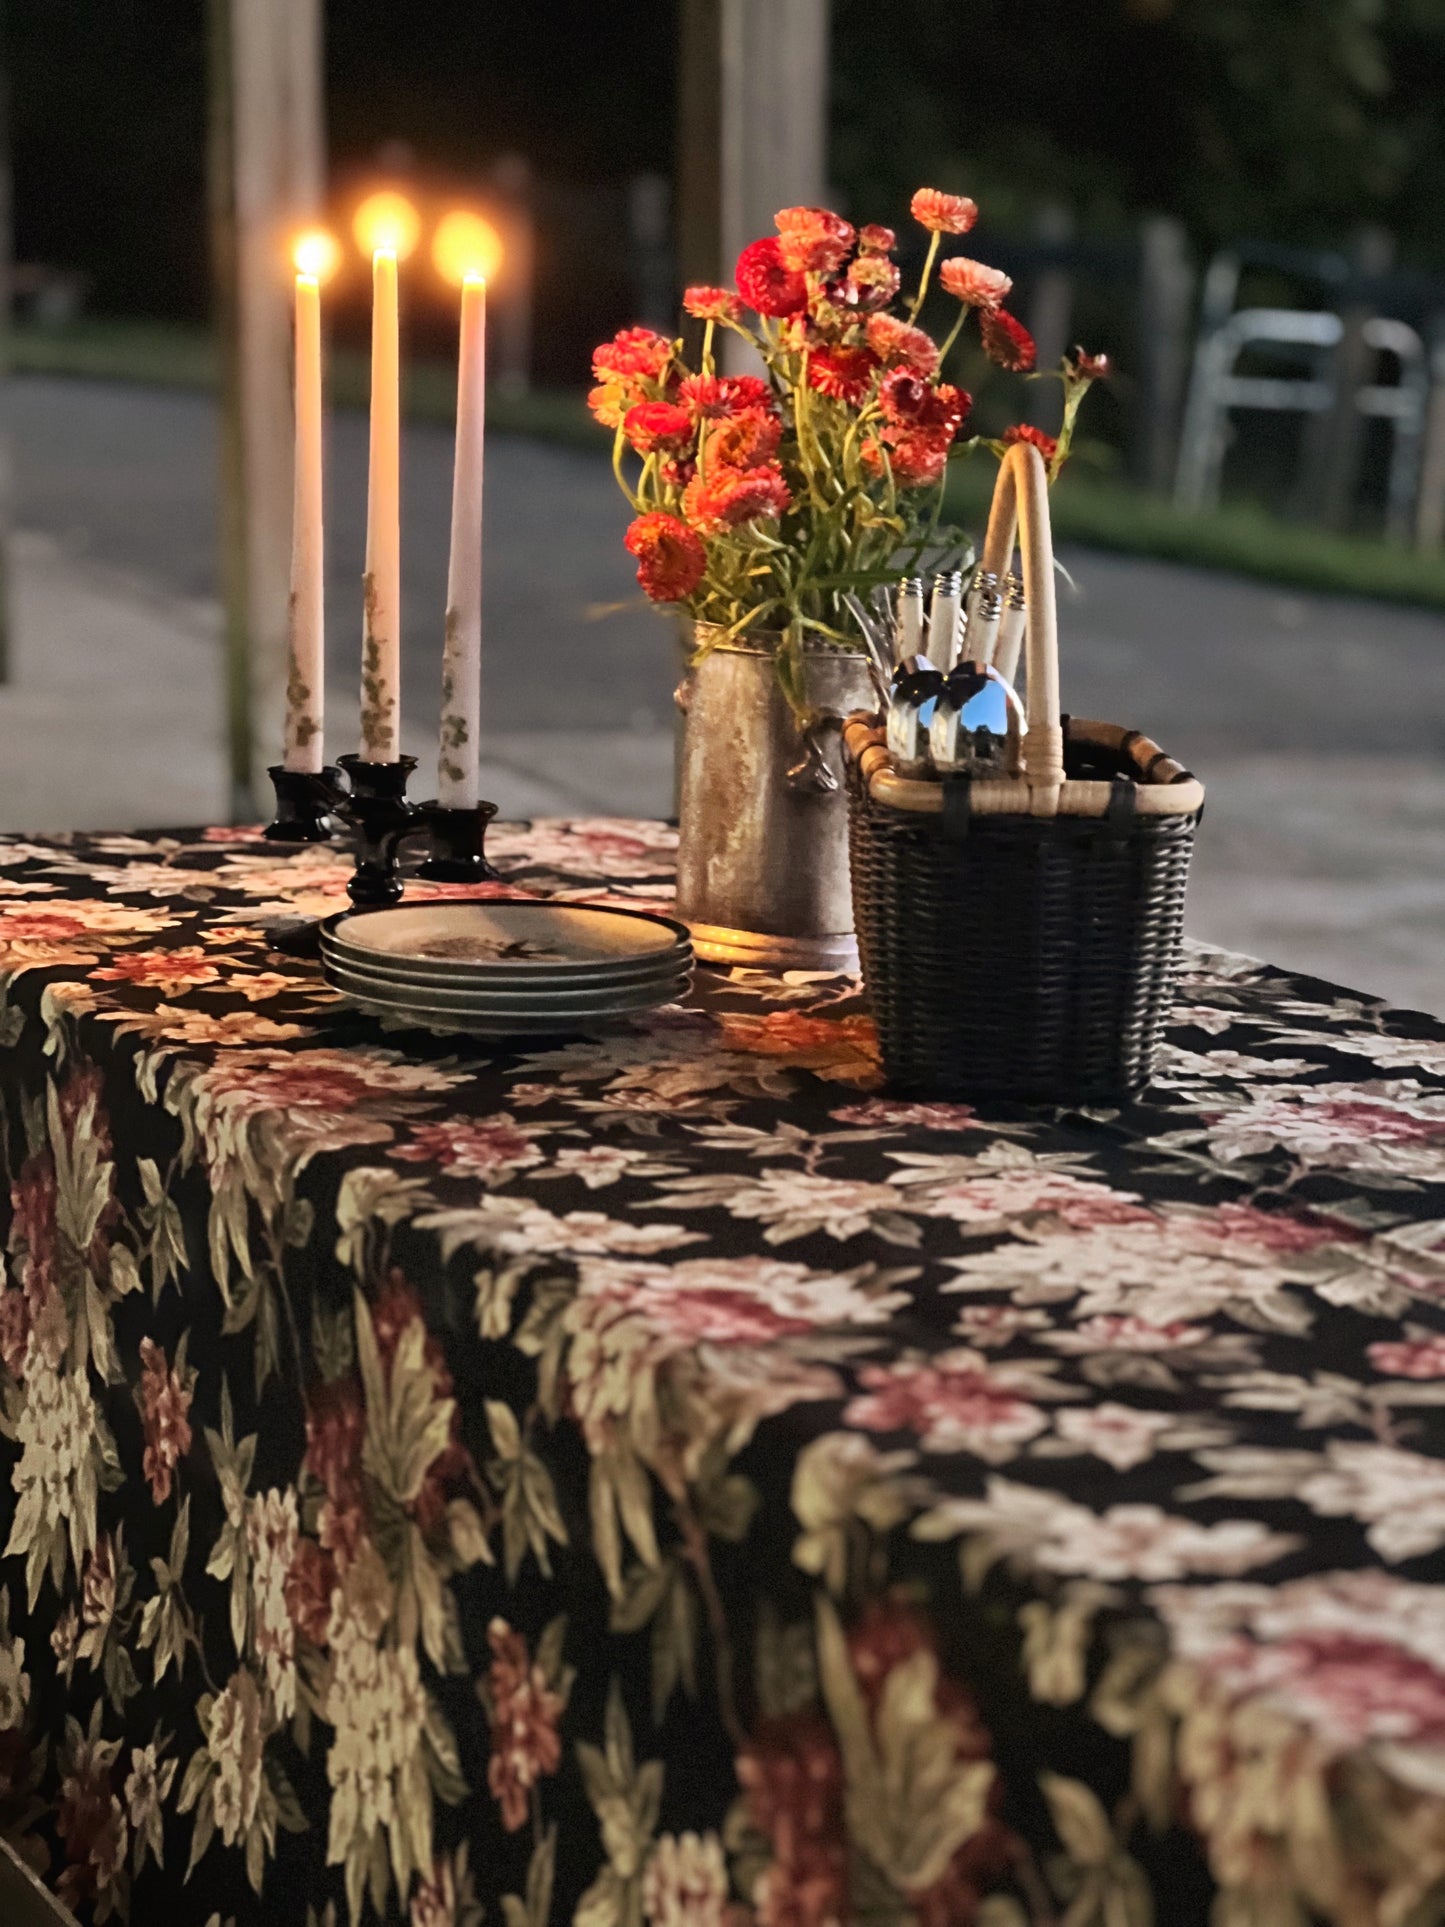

{"left": 592, "top": 187, "right": 1105, "bottom": 701}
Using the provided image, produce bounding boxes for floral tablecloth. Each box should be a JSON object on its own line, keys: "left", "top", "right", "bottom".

{"left": 0, "top": 820, "right": 1442, "bottom": 1927}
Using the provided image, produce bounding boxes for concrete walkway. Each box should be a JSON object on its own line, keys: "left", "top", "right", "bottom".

{"left": 0, "top": 375, "right": 1441, "bottom": 1016}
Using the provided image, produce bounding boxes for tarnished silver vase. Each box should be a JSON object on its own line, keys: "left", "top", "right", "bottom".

{"left": 675, "top": 626, "right": 874, "bottom": 968}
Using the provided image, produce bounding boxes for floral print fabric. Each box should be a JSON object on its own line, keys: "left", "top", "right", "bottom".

{"left": 0, "top": 820, "right": 1441, "bottom": 1926}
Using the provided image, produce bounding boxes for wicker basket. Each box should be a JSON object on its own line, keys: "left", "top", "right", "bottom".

{"left": 845, "top": 442, "right": 1204, "bottom": 1102}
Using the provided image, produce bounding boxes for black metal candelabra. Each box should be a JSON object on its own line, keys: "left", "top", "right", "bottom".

{"left": 262, "top": 758, "right": 501, "bottom": 954}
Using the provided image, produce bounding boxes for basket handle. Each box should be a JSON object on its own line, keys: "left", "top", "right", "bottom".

{"left": 979, "top": 442, "right": 1064, "bottom": 807}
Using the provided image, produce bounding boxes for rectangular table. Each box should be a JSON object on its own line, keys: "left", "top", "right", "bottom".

{"left": 0, "top": 817, "right": 1442, "bottom": 1926}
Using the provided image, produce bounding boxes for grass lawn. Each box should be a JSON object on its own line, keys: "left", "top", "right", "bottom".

{"left": 15, "top": 317, "right": 1445, "bottom": 613}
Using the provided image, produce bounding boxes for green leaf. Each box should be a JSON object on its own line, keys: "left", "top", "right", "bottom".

{"left": 1040, "top": 1772, "right": 1114, "bottom": 1869}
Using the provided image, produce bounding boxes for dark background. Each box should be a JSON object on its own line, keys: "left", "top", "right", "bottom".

{"left": 12, "top": 0, "right": 1445, "bottom": 333}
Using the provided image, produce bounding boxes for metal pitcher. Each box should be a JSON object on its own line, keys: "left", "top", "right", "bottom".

{"left": 675, "top": 625, "right": 874, "bottom": 969}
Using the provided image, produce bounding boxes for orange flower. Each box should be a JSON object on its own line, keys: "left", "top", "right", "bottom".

{"left": 683, "top": 462, "right": 792, "bottom": 533}
{"left": 735, "top": 236, "right": 809, "bottom": 316}
{"left": 718, "top": 1009, "right": 880, "bottom": 1086}
{"left": 911, "top": 187, "right": 979, "bottom": 234}
{"left": 865, "top": 312, "right": 939, "bottom": 374}
{"left": 807, "top": 344, "right": 877, "bottom": 403}
{"left": 622, "top": 400, "right": 694, "bottom": 454}
{"left": 980, "top": 307, "right": 1037, "bottom": 372}
{"left": 858, "top": 223, "right": 896, "bottom": 254}
{"left": 865, "top": 426, "right": 953, "bottom": 489}
{"left": 591, "top": 325, "right": 671, "bottom": 382}
{"left": 683, "top": 284, "right": 742, "bottom": 322}
{"left": 1003, "top": 423, "right": 1058, "bottom": 462}
{"left": 587, "top": 381, "right": 630, "bottom": 429}
{"left": 704, "top": 406, "right": 782, "bottom": 468}
{"left": 939, "top": 256, "right": 1013, "bottom": 310}
{"left": 623, "top": 512, "right": 707, "bottom": 601}
{"left": 775, "top": 204, "right": 856, "bottom": 273}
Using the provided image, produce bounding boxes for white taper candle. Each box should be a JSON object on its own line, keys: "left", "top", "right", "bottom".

{"left": 360, "top": 247, "right": 402, "bottom": 761}
{"left": 438, "top": 273, "right": 486, "bottom": 808}
{"left": 284, "top": 269, "right": 325, "bottom": 772}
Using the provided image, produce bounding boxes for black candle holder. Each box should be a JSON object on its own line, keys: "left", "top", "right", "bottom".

{"left": 336, "top": 754, "right": 427, "bottom": 906}
{"left": 264, "top": 764, "right": 347, "bottom": 843}
{"left": 417, "top": 800, "right": 501, "bottom": 882}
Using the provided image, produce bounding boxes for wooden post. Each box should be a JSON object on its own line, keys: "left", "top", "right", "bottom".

{"left": 677, "top": 0, "right": 829, "bottom": 367}
{"left": 1133, "top": 215, "right": 1194, "bottom": 492}
{"left": 1025, "top": 202, "right": 1073, "bottom": 427}
{"left": 0, "top": 13, "right": 14, "bottom": 688}
{"left": 207, "top": 0, "right": 325, "bottom": 817}
{"left": 1309, "top": 223, "right": 1394, "bottom": 531}
{"left": 1415, "top": 323, "right": 1445, "bottom": 551}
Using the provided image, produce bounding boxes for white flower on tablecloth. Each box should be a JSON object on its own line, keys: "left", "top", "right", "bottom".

{"left": 1293, "top": 1441, "right": 1445, "bottom": 1563}
{"left": 124, "top": 1741, "right": 176, "bottom": 1868}
{"left": 208, "top": 1668, "right": 264, "bottom": 1848}
{"left": 943, "top": 1203, "right": 1372, "bottom": 1331}
{"left": 914, "top": 1476, "right": 1298, "bottom": 1582}
{"left": 702, "top": 1169, "right": 904, "bottom": 1243}
{"left": 642, "top": 1829, "right": 729, "bottom": 1927}
{"left": 1043, "top": 1314, "right": 1212, "bottom": 1354}
{"left": 247, "top": 1488, "right": 299, "bottom": 1721}
{"left": 324, "top": 1600, "right": 428, "bottom": 1867}
{"left": 1152, "top": 1570, "right": 1445, "bottom": 1788}
{"left": 421, "top": 1197, "right": 704, "bottom": 1264}
{"left": 1178, "top": 1080, "right": 1445, "bottom": 1181}
{"left": 1048, "top": 1402, "right": 1178, "bottom": 1472}
{"left": 542, "top": 1143, "right": 674, "bottom": 1189}
{"left": 7, "top": 1336, "right": 100, "bottom": 1580}
{"left": 0, "top": 1623, "right": 29, "bottom": 1731}
{"left": 888, "top": 1155, "right": 1152, "bottom": 1233}
{"left": 111, "top": 1004, "right": 312, "bottom": 1048}
{"left": 391, "top": 1112, "right": 543, "bottom": 1183}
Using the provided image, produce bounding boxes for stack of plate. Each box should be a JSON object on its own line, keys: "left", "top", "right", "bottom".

{"left": 321, "top": 901, "right": 693, "bottom": 1037}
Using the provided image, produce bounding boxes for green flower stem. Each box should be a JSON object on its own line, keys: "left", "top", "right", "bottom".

{"left": 908, "top": 230, "right": 942, "bottom": 321}
{"left": 936, "top": 301, "right": 970, "bottom": 368}
{"left": 611, "top": 425, "right": 642, "bottom": 513}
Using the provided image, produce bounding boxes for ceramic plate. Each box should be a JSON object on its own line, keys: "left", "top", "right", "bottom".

{"left": 328, "top": 902, "right": 690, "bottom": 978}
{"left": 322, "top": 954, "right": 691, "bottom": 1015}
{"left": 320, "top": 930, "right": 690, "bottom": 992}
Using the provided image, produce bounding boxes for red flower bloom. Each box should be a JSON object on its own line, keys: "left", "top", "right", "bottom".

{"left": 866, "top": 426, "right": 953, "bottom": 489}
{"left": 1068, "top": 345, "right": 1111, "bottom": 381}
{"left": 137, "top": 1336, "right": 192, "bottom": 1506}
{"left": 911, "top": 187, "right": 979, "bottom": 234}
{"left": 843, "top": 253, "right": 901, "bottom": 310}
{"left": 658, "top": 454, "right": 697, "bottom": 489}
{"left": 807, "top": 344, "right": 877, "bottom": 404}
{"left": 724, "top": 373, "right": 773, "bottom": 411}
{"left": 623, "top": 511, "right": 708, "bottom": 601}
{"left": 683, "top": 462, "right": 792, "bottom": 533}
{"left": 677, "top": 374, "right": 730, "bottom": 420}
{"left": 980, "top": 308, "right": 1037, "bottom": 372}
{"left": 621, "top": 400, "right": 694, "bottom": 456}
{"left": 683, "top": 284, "right": 742, "bottom": 322}
{"left": 486, "top": 1618, "right": 564, "bottom": 1832}
{"left": 879, "top": 368, "right": 929, "bottom": 423}
{"left": 283, "top": 1537, "right": 336, "bottom": 1646}
{"left": 591, "top": 325, "right": 671, "bottom": 383}
{"left": 735, "top": 236, "right": 809, "bottom": 317}
{"left": 304, "top": 1373, "right": 366, "bottom": 1561}
{"left": 1003, "top": 423, "right": 1058, "bottom": 463}
{"left": 737, "top": 1715, "right": 849, "bottom": 1927}
{"left": 939, "top": 256, "right": 1013, "bottom": 310}
{"left": 864, "top": 312, "right": 939, "bottom": 374}
{"left": 704, "top": 406, "right": 782, "bottom": 469}
{"left": 774, "top": 205, "right": 855, "bottom": 274}
{"left": 857, "top": 223, "right": 896, "bottom": 254}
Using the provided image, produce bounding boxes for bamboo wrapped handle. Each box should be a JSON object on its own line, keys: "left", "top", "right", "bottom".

{"left": 979, "top": 442, "right": 1064, "bottom": 812}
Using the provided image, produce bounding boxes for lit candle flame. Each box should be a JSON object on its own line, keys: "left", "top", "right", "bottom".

{"left": 292, "top": 228, "right": 341, "bottom": 282}
{"left": 432, "top": 209, "right": 502, "bottom": 287}
{"left": 352, "top": 189, "right": 422, "bottom": 261}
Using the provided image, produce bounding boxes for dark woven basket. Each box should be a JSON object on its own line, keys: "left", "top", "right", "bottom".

{"left": 846, "top": 442, "right": 1202, "bottom": 1102}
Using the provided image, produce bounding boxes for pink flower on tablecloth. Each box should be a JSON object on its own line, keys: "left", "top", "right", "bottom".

{"left": 952, "top": 1303, "right": 1051, "bottom": 1348}
{"left": 845, "top": 1349, "right": 1053, "bottom": 1460}
{"left": 1198, "top": 1081, "right": 1445, "bottom": 1179}
{"left": 304, "top": 1374, "right": 366, "bottom": 1565}
{"left": 1045, "top": 1314, "right": 1211, "bottom": 1354}
{"left": 0, "top": 899, "right": 176, "bottom": 970}
{"left": 78, "top": 1533, "right": 117, "bottom": 1662}
{"left": 56, "top": 1734, "right": 127, "bottom": 1911}
{"left": 392, "top": 1112, "right": 542, "bottom": 1183}
{"left": 137, "top": 1337, "right": 192, "bottom": 1504}
{"left": 1153, "top": 1571, "right": 1445, "bottom": 1770}
{"left": 1052, "top": 1402, "right": 1177, "bottom": 1472}
{"left": 486, "top": 1619, "right": 563, "bottom": 1832}
{"left": 487, "top": 817, "right": 678, "bottom": 880}
{"left": 284, "top": 1537, "right": 336, "bottom": 1647}
{"left": 737, "top": 1713, "right": 849, "bottom": 1927}
{"left": 1368, "top": 1335, "right": 1445, "bottom": 1378}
